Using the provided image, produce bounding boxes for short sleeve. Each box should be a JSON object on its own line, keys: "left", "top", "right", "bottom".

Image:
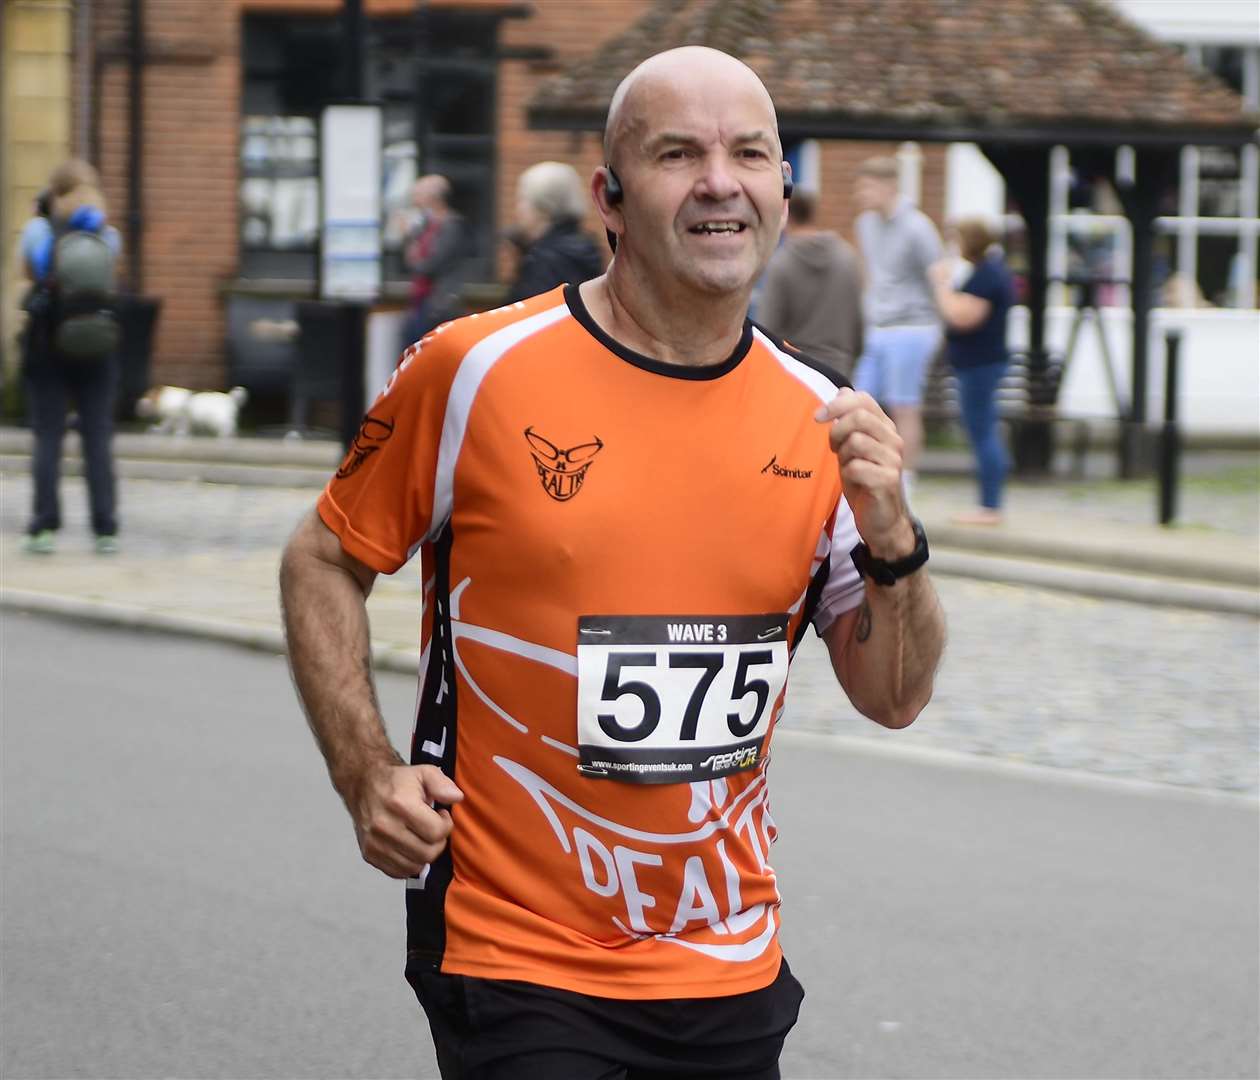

{"left": 316, "top": 332, "right": 463, "bottom": 574}
{"left": 812, "top": 495, "right": 866, "bottom": 636}
{"left": 961, "top": 261, "right": 1002, "bottom": 303}
{"left": 912, "top": 214, "right": 944, "bottom": 271}
{"left": 21, "top": 218, "right": 53, "bottom": 280}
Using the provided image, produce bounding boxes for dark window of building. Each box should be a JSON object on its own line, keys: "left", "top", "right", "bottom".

{"left": 239, "top": 12, "right": 500, "bottom": 283}
{"left": 1200, "top": 45, "right": 1245, "bottom": 98}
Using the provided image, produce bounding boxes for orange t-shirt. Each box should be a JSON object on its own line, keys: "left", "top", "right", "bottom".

{"left": 318, "top": 285, "right": 864, "bottom": 1000}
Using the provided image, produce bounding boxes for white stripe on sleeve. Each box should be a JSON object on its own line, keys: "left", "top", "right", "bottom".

{"left": 813, "top": 496, "right": 865, "bottom": 635}
{"left": 426, "top": 302, "right": 570, "bottom": 542}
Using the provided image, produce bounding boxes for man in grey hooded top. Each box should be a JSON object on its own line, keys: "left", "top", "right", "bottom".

{"left": 755, "top": 189, "right": 864, "bottom": 379}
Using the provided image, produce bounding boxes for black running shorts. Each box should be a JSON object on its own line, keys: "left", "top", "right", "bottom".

{"left": 406, "top": 956, "right": 805, "bottom": 1079}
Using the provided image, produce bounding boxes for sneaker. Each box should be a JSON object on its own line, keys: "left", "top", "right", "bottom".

{"left": 94, "top": 534, "right": 120, "bottom": 555}
{"left": 22, "top": 530, "right": 56, "bottom": 555}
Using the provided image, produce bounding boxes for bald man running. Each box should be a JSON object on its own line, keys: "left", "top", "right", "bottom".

{"left": 281, "top": 46, "right": 944, "bottom": 1079}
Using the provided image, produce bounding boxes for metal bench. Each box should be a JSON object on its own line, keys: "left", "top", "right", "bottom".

{"left": 922, "top": 347, "right": 1094, "bottom": 476}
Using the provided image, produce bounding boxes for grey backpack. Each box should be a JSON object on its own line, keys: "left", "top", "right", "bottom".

{"left": 51, "top": 228, "right": 120, "bottom": 359}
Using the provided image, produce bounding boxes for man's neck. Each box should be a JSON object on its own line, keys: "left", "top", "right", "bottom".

{"left": 878, "top": 196, "right": 903, "bottom": 221}
{"left": 579, "top": 262, "right": 749, "bottom": 368}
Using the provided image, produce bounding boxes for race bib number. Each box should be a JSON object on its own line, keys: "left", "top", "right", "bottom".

{"left": 575, "top": 614, "right": 789, "bottom": 784}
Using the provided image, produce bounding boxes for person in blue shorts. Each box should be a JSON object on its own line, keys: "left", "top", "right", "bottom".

{"left": 852, "top": 156, "right": 944, "bottom": 501}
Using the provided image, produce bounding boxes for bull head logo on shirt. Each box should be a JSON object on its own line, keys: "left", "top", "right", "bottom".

{"left": 525, "top": 427, "right": 604, "bottom": 502}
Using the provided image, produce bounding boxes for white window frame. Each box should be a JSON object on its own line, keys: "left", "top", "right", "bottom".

{"left": 1046, "top": 44, "right": 1259, "bottom": 310}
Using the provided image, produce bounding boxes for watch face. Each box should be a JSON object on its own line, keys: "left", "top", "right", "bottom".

{"left": 871, "top": 563, "right": 898, "bottom": 586}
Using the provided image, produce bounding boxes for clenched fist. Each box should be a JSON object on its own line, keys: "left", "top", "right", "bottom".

{"left": 343, "top": 763, "right": 464, "bottom": 879}
{"left": 815, "top": 388, "right": 916, "bottom": 558}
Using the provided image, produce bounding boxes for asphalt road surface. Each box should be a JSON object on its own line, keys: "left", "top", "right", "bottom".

{"left": 3, "top": 616, "right": 1256, "bottom": 1079}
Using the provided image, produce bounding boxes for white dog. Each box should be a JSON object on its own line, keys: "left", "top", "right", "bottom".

{"left": 136, "top": 386, "right": 249, "bottom": 437}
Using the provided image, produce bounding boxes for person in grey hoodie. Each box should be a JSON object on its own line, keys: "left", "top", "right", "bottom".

{"left": 755, "top": 189, "right": 863, "bottom": 380}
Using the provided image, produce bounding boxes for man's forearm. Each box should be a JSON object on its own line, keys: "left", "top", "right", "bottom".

{"left": 833, "top": 570, "right": 945, "bottom": 728}
{"left": 279, "top": 540, "right": 400, "bottom": 799}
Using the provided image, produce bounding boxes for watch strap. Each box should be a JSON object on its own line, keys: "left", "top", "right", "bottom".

{"left": 849, "top": 518, "right": 929, "bottom": 585}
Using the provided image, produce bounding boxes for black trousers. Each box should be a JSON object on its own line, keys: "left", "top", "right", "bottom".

{"left": 24, "top": 355, "right": 119, "bottom": 537}
{"left": 407, "top": 957, "right": 804, "bottom": 1080}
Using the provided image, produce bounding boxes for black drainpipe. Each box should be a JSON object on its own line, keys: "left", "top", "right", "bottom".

{"left": 127, "top": 0, "right": 144, "bottom": 294}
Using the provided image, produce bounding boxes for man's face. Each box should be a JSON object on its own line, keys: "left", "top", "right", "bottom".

{"left": 610, "top": 70, "right": 788, "bottom": 298}
{"left": 412, "top": 178, "right": 441, "bottom": 213}
{"left": 855, "top": 175, "right": 896, "bottom": 215}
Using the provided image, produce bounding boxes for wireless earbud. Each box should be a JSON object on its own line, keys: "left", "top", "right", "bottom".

{"left": 604, "top": 165, "right": 624, "bottom": 205}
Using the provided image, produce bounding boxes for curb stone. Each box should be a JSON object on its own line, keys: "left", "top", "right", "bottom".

{"left": 930, "top": 549, "right": 1260, "bottom": 616}
{"left": 0, "top": 589, "right": 423, "bottom": 675}
{"left": 7, "top": 589, "right": 1254, "bottom": 805}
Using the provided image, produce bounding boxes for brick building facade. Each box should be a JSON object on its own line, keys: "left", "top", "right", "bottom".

{"left": 28, "top": 0, "right": 946, "bottom": 395}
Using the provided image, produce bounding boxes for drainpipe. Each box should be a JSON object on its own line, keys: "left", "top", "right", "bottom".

{"left": 75, "top": 0, "right": 93, "bottom": 160}
{"left": 414, "top": 0, "right": 429, "bottom": 171}
{"left": 127, "top": 0, "right": 144, "bottom": 294}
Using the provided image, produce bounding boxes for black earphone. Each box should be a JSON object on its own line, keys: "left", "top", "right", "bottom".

{"left": 602, "top": 164, "right": 793, "bottom": 251}
{"left": 605, "top": 165, "right": 624, "bottom": 205}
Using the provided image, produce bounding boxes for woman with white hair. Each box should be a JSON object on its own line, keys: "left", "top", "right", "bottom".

{"left": 506, "top": 161, "right": 604, "bottom": 303}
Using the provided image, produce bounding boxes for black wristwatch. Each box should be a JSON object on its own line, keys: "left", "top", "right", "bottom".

{"left": 850, "top": 518, "right": 930, "bottom": 586}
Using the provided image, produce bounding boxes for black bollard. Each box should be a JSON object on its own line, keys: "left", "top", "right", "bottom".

{"left": 1158, "top": 330, "right": 1182, "bottom": 526}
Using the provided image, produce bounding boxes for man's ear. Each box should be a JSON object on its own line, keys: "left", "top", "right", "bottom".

{"left": 591, "top": 166, "right": 625, "bottom": 253}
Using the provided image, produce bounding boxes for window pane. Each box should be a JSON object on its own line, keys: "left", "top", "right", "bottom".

{"left": 1198, "top": 234, "right": 1242, "bottom": 308}
{"left": 1198, "top": 147, "right": 1243, "bottom": 218}
{"left": 240, "top": 116, "right": 319, "bottom": 254}
{"left": 1201, "top": 45, "right": 1245, "bottom": 97}
{"left": 239, "top": 12, "right": 498, "bottom": 281}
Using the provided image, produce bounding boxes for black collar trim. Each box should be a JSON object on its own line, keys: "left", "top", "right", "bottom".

{"left": 563, "top": 284, "right": 752, "bottom": 381}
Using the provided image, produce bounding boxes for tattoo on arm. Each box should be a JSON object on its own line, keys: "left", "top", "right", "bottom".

{"left": 855, "top": 600, "right": 872, "bottom": 643}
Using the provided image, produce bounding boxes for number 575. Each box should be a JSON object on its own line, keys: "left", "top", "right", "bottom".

{"left": 597, "top": 650, "right": 774, "bottom": 743}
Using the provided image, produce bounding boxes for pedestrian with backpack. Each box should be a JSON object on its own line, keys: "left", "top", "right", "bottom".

{"left": 20, "top": 160, "right": 122, "bottom": 555}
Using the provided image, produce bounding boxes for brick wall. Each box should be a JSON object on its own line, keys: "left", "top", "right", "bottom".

{"left": 495, "top": 3, "right": 648, "bottom": 283}
{"left": 76, "top": 0, "right": 954, "bottom": 390}
{"left": 815, "top": 140, "right": 948, "bottom": 248}
{"left": 90, "top": 0, "right": 240, "bottom": 388}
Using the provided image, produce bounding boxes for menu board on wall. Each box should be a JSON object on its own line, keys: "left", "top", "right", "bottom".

{"left": 320, "top": 104, "right": 383, "bottom": 301}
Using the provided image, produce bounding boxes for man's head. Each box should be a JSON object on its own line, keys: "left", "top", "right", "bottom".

{"left": 854, "top": 156, "right": 900, "bottom": 217}
{"left": 48, "top": 159, "right": 105, "bottom": 220}
{"left": 594, "top": 46, "right": 790, "bottom": 299}
{"left": 517, "top": 161, "right": 588, "bottom": 242}
{"left": 951, "top": 216, "right": 997, "bottom": 264}
{"left": 411, "top": 174, "right": 451, "bottom": 215}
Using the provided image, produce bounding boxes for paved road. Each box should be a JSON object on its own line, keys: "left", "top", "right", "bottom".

{"left": 3, "top": 618, "right": 1256, "bottom": 1079}
{"left": 4, "top": 474, "right": 1257, "bottom": 795}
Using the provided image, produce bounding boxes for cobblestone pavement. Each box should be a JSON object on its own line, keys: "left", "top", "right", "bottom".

{"left": 4, "top": 473, "right": 1258, "bottom": 796}
{"left": 917, "top": 459, "right": 1260, "bottom": 539}
{"left": 785, "top": 586, "right": 1259, "bottom": 795}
